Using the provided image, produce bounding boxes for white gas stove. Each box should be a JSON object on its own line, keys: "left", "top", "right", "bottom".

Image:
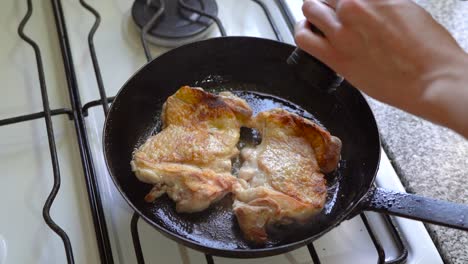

{"left": 0, "top": 0, "right": 443, "bottom": 263}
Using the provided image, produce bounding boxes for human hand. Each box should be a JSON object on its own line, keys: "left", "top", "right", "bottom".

{"left": 295, "top": 0, "right": 468, "bottom": 137}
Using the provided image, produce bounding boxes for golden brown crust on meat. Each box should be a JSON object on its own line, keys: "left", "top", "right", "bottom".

{"left": 133, "top": 158, "right": 237, "bottom": 212}
{"left": 132, "top": 86, "right": 252, "bottom": 213}
{"left": 163, "top": 86, "right": 252, "bottom": 128}
{"left": 132, "top": 87, "right": 342, "bottom": 241}
{"left": 255, "top": 108, "right": 341, "bottom": 174}
{"left": 233, "top": 108, "right": 341, "bottom": 244}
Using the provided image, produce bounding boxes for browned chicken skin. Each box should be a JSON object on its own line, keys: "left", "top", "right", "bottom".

{"left": 233, "top": 108, "right": 342, "bottom": 244}
{"left": 131, "top": 86, "right": 252, "bottom": 213}
{"left": 131, "top": 87, "right": 342, "bottom": 243}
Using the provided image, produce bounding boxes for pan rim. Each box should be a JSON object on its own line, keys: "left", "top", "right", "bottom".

{"left": 102, "top": 36, "right": 381, "bottom": 258}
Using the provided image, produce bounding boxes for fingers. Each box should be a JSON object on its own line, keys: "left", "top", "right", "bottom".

{"left": 302, "top": 0, "right": 341, "bottom": 37}
{"left": 325, "top": 0, "right": 337, "bottom": 9}
{"left": 320, "top": 0, "right": 337, "bottom": 10}
{"left": 294, "top": 19, "right": 336, "bottom": 66}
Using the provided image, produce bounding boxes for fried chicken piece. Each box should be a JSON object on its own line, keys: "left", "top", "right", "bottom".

{"left": 233, "top": 108, "right": 341, "bottom": 243}
{"left": 131, "top": 86, "right": 252, "bottom": 213}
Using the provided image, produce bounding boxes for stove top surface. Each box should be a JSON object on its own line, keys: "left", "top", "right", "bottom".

{"left": 0, "top": 0, "right": 443, "bottom": 263}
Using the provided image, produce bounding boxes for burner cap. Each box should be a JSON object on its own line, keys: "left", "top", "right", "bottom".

{"left": 132, "top": 0, "right": 218, "bottom": 47}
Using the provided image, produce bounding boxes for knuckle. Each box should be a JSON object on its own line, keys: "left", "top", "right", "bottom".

{"left": 338, "top": 0, "right": 363, "bottom": 15}
{"left": 302, "top": 0, "right": 315, "bottom": 15}
{"left": 294, "top": 30, "right": 308, "bottom": 47}
{"left": 336, "top": 0, "right": 369, "bottom": 26}
{"left": 294, "top": 21, "right": 309, "bottom": 45}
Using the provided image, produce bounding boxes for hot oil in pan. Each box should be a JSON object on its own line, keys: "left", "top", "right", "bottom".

{"left": 143, "top": 87, "right": 343, "bottom": 249}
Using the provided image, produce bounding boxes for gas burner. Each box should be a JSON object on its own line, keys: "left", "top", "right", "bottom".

{"left": 132, "top": 0, "right": 218, "bottom": 47}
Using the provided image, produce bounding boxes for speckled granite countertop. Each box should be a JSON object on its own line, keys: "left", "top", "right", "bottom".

{"left": 368, "top": 1, "right": 468, "bottom": 263}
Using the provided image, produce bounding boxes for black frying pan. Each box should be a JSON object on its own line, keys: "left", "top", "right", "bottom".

{"left": 103, "top": 37, "right": 468, "bottom": 258}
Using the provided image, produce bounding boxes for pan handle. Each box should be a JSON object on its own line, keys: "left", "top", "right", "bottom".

{"left": 286, "top": 22, "right": 342, "bottom": 92}
{"left": 361, "top": 187, "right": 468, "bottom": 231}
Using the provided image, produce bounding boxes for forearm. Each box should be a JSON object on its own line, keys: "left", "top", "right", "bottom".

{"left": 416, "top": 54, "right": 468, "bottom": 138}
{"left": 358, "top": 51, "right": 468, "bottom": 138}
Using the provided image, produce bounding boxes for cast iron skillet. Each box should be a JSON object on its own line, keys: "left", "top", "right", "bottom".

{"left": 103, "top": 37, "right": 468, "bottom": 258}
